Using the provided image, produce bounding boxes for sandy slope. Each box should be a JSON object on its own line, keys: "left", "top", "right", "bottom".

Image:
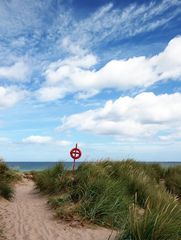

{"left": 0, "top": 180, "right": 116, "bottom": 240}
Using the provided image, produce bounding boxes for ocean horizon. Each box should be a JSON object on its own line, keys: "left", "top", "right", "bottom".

{"left": 5, "top": 161, "right": 181, "bottom": 172}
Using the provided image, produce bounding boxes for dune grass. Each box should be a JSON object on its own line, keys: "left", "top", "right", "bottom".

{"left": 0, "top": 160, "right": 20, "bottom": 200}
{"left": 164, "top": 165, "right": 181, "bottom": 198}
{"left": 120, "top": 199, "right": 181, "bottom": 240}
{"left": 34, "top": 160, "right": 181, "bottom": 239}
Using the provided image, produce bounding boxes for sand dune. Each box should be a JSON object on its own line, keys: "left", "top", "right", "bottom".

{"left": 0, "top": 180, "right": 116, "bottom": 240}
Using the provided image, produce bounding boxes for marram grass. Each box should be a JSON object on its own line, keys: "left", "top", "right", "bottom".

{"left": 0, "top": 160, "right": 20, "bottom": 200}
{"left": 34, "top": 160, "right": 181, "bottom": 240}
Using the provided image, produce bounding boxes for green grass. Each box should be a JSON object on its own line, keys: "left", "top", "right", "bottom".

{"left": 72, "top": 163, "right": 130, "bottom": 227}
{"left": 164, "top": 166, "right": 181, "bottom": 197}
{"left": 0, "top": 160, "right": 20, "bottom": 200}
{"left": 34, "top": 160, "right": 181, "bottom": 239}
{"left": 34, "top": 163, "right": 65, "bottom": 194}
{"left": 120, "top": 200, "right": 181, "bottom": 240}
{"left": 0, "top": 181, "right": 14, "bottom": 200}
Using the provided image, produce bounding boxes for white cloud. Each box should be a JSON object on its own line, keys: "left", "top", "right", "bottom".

{"left": 36, "top": 87, "right": 67, "bottom": 102}
{"left": 22, "top": 136, "right": 72, "bottom": 146}
{"left": 59, "top": 92, "right": 181, "bottom": 140}
{"left": 39, "top": 36, "right": 181, "bottom": 101}
{"left": 0, "top": 86, "right": 27, "bottom": 108}
{"left": 46, "top": 54, "right": 97, "bottom": 85}
{"left": 22, "top": 135, "right": 52, "bottom": 144}
{"left": 60, "top": 37, "right": 88, "bottom": 56}
{"left": 1, "top": 0, "right": 175, "bottom": 49}
{"left": 37, "top": 53, "right": 98, "bottom": 101}
{"left": 0, "top": 0, "right": 52, "bottom": 37}
{"left": 0, "top": 61, "right": 29, "bottom": 81}
{"left": 150, "top": 36, "right": 181, "bottom": 80}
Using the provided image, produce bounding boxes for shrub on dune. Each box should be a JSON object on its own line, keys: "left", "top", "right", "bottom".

{"left": 34, "top": 163, "right": 65, "bottom": 194}
{"left": 0, "top": 160, "right": 9, "bottom": 174}
{"left": 164, "top": 166, "right": 181, "bottom": 198}
{"left": 0, "top": 160, "right": 16, "bottom": 200}
{"left": 0, "top": 181, "right": 14, "bottom": 200}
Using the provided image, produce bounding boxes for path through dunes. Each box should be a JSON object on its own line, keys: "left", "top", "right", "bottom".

{"left": 0, "top": 180, "right": 116, "bottom": 240}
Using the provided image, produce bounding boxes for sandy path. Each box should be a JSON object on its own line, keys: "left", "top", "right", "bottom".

{"left": 0, "top": 180, "right": 116, "bottom": 240}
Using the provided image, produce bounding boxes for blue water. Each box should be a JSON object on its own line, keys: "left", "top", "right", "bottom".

{"left": 6, "top": 162, "right": 80, "bottom": 171}
{"left": 5, "top": 161, "right": 181, "bottom": 172}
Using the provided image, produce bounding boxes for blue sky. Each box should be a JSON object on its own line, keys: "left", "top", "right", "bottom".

{"left": 0, "top": 0, "right": 181, "bottom": 162}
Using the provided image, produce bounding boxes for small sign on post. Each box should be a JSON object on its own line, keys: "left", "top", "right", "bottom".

{"left": 70, "top": 143, "right": 82, "bottom": 171}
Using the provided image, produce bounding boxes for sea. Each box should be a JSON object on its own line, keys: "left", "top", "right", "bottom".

{"left": 5, "top": 161, "right": 181, "bottom": 172}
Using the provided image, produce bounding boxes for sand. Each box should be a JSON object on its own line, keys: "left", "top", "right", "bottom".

{"left": 0, "top": 180, "right": 116, "bottom": 240}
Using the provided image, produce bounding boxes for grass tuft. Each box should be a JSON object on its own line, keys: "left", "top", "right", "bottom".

{"left": 121, "top": 199, "right": 181, "bottom": 240}
{"left": 0, "top": 159, "right": 18, "bottom": 200}
{"left": 164, "top": 165, "right": 181, "bottom": 197}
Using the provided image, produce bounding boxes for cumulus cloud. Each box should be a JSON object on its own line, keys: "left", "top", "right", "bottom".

{"left": 37, "top": 54, "right": 98, "bottom": 101}
{"left": 38, "top": 36, "right": 181, "bottom": 101}
{"left": 0, "top": 86, "right": 27, "bottom": 108}
{"left": 0, "top": 61, "right": 29, "bottom": 81}
{"left": 36, "top": 87, "right": 67, "bottom": 102}
{"left": 59, "top": 92, "right": 181, "bottom": 140}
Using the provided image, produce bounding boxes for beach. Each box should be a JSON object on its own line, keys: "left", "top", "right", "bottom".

{"left": 0, "top": 179, "right": 116, "bottom": 240}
